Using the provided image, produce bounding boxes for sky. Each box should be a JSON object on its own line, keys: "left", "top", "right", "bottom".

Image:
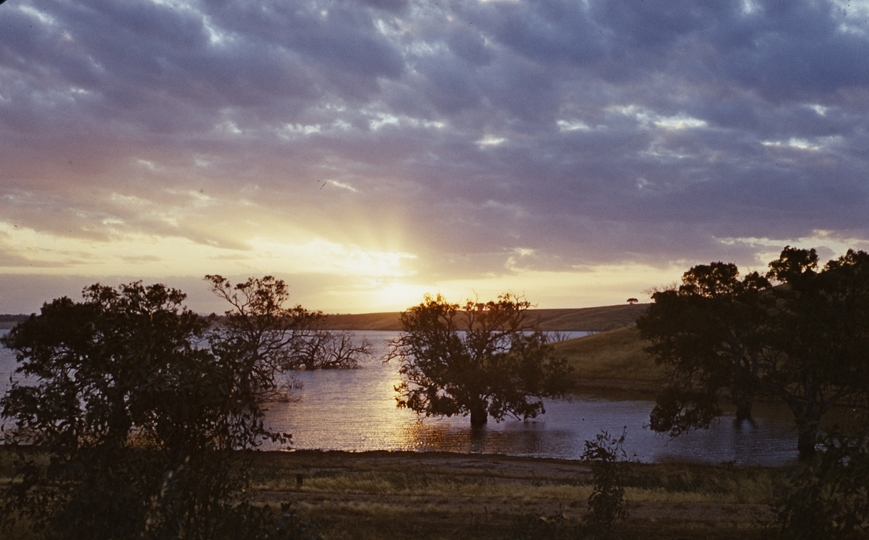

{"left": 1, "top": 0, "right": 869, "bottom": 315}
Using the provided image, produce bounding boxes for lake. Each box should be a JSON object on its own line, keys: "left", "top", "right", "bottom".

{"left": 0, "top": 329, "right": 800, "bottom": 465}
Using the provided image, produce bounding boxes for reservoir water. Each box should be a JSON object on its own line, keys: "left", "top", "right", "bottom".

{"left": 0, "top": 329, "right": 799, "bottom": 465}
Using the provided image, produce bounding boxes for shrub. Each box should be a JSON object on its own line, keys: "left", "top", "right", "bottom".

{"left": 581, "top": 428, "right": 629, "bottom": 539}
{"left": 774, "top": 429, "right": 869, "bottom": 539}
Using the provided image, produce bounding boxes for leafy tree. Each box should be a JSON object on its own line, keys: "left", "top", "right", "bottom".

{"left": 387, "top": 293, "right": 571, "bottom": 427}
{"left": 637, "top": 262, "right": 771, "bottom": 434}
{"left": 762, "top": 247, "right": 869, "bottom": 458}
{"left": 0, "top": 280, "right": 311, "bottom": 539}
{"left": 638, "top": 247, "right": 869, "bottom": 459}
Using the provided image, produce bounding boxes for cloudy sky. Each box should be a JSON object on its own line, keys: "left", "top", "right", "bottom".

{"left": 1, "top": 0, "right": 868, "bottom": 314}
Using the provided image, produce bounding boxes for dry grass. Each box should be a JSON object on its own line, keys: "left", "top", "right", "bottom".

{"left": 554, "top": 325, "right": 665, "bottom": 391}
{"left": 1, "top": 449, "right": 785, "bottom": 539}
{"left": 257, "top": 471, "right": 595, "bottom": 502}
{"left": 247, "top": 452, "right": 783, "bottom": 540}
{"left": 253, "top": 460, "right": 778, "bottom": 505}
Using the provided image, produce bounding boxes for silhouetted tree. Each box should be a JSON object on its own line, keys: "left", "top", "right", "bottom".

{"left": 637, "top": 262, "right": 771, "bottom": 433}
{"left": 763, "top": 247, "right": 869, "bottom": 458}
{"left": 626, "top": 298, "right": 638, "bottom": 305}
{"left": 0, "top": 281, "right": 313, "bottom": 539}
{"left": 638, "top": 247, "right": 869, "bottom": 459}
{"left": 206, "top": 275, "right": 369, "bottom": 399}
{"left": 387, "top": 293, "right": 571, "bottom": 427}
{"left": 289, "top": 314, "right": 372, "bottom": 370}
{"left": 206, "top": 274, "right": 315, "bottom": 400}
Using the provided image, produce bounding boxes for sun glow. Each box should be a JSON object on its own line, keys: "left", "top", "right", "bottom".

{"left": 0, "top": 222, "right": 417, "bottom": 279}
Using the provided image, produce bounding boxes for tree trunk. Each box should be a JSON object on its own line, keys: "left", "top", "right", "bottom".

{"left": 796, "top": 416, "right": 819, "bottom": 461}
{"left": 732, "top": 387, "right": 755, "bottom": 424}
{"left": 470, "top": 402, "right": 488, "bottom": 428}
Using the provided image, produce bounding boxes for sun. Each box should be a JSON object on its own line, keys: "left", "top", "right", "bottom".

{"left": 363, "top": 280, "right": 431, "bottom": 313}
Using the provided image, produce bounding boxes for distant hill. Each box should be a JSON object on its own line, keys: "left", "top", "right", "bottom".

{"left": 323, "top": 303, "right": 648, "bottom": 332}
{"left": 0, "top": 314, "right": 28, "bottom": 330}
{"left": 0, "top": 303, "right": 649, "bottom": 332}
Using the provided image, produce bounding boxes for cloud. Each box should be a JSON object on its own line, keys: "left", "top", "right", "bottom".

{"left": 1, "top": 0, "right": 868, "bottom": 311}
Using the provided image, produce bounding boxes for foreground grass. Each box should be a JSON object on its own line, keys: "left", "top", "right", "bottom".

{"left": 0, "top": 448, "right": 787, "bottom": 539}
{"left": 244, "top": 451, "right": 782, "bottom": 540}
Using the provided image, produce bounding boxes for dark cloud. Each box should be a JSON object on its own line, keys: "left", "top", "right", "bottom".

{"left": 1, "top": 0, "right": 868, "bottom": 309}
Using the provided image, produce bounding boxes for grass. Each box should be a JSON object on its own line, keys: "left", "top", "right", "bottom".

{"left": 254, "top": 466, "right": 777, "bottom": 505}
{"left": 243, "top": 451, "right": 783, "bottom": 540}
{"left": 1, "top": 448, "right": 787, "bottom": 539}
{"left": 554, "top": 325, "right": 665, "bottom": 392}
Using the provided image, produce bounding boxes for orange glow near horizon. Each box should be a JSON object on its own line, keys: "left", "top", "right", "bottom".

{"left": 3, "top": 217, "right": 865, "bottom": 315}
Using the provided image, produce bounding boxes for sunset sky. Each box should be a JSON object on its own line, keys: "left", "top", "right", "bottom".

{"left": 2, "top": 0, "right": 869, "bottom": 315}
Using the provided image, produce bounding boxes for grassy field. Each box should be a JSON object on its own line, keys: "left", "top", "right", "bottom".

{"left": 0, "top": 448, "right": 786, "bottom": 539}
{"left": 555, "top": 325, "right": 664, "bottom": 393}
{"left": 246, "top": 450, "right": 781, "bottom": 540}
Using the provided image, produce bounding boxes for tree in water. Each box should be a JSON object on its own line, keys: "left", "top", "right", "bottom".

{"left": 762, "top": 248, "right": 869, "bottom": 458}
{"left": 637, "top": 261, "right": 771, "bottom": 432}
{"left": 638, "top": 247, "right": 869, "bottom": 459}
{"left": 387, "top": 293, "right": 571, "bottom": 427}
{"left": 206, "top": 275, "right": 370, "bottom": 399}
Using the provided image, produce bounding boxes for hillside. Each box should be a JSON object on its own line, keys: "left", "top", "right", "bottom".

{"left": 555, "top": 325, "right": 663, "bottom": 393}
{"left": 323, "top": 303, "right": 648, "bottom": 332}
{"left": 0, "top": 314, "right": 28, "bottom": 330}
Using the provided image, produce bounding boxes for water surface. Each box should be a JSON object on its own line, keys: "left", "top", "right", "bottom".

{"left": 263, "top": 331, "right": 799, "bottom": 465}
{"left": 1, "top": 329, "right": 800, "bottom": 465}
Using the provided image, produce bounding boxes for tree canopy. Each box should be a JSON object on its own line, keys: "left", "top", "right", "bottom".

{"left": 637, "top": 247, "right": 869, "bottom": 459}
{"left": 387, "top": 293, "right": 571, "bottom": 427}
{"left": 0, "top": 279, "right": 314, "bottom": 539}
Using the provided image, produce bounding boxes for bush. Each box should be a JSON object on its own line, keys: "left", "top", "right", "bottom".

{"left": 581, "top": 428, "right": 629, "bottom": 539}
{"left": 774, "top": 429, "right": 869, "bottom": 539}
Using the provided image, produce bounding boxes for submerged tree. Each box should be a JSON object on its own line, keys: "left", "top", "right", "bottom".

{"left": 288, "top": 315, "right": 372, "bottom": 370}
{"left": 637, "top": 262, "right": 772, "bottom": 434}
{"left": 206, "top": 275, "right": 370, "bottom": 399}
{"left": 0, "top": 280, "right": 313, "bottom": 539}
{"left": 387, "top": 293, "right": 571, "bottom": 427}
{"left": 638, "top": 247, "right": 869, "bottom": 459}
